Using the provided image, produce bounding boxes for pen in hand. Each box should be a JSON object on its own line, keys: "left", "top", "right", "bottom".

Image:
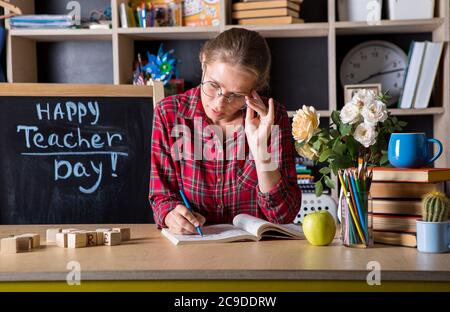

{"left": 179, "top": 190, "right": 204, "bottom": 237}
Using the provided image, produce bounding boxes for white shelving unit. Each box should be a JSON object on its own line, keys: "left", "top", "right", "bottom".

{"left": 4, "top": 0, "right": 450, "bottom": 199}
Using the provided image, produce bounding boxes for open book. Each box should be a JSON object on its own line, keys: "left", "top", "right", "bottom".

{"left": 161, "top": 214, "right": 305, "bottom": 245}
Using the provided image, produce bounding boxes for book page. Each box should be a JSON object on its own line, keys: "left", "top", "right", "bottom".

{"left": 233, "top": 214, "right": 304, "bottom": 239}
{"left": 232, "top": 214, "right": 271, "bottom": 236}
{"left": 161, "top": 224, "right": 256, "bottom": 245}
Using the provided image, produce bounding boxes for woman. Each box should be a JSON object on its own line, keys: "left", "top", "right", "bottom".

{"left": 149, "top": 28, "right": 301, "bottom": 234}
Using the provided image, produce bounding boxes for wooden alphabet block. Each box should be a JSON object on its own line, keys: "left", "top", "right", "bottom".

{"left": 84, "top": 231, "right": 97, "bottom": 247}
{"left": 112, "top": 227, "right": 131, "bottom": 241}
{"left": 95, "top": 228, "right": 112, "bottom": 246}
{"left": 96, "top": 231, "right": 105, "bottom": 245}
{"left": 1, "top": 237, "right": 31, "bottom": 254}
{"left": 16, "top": 234, "right": 40, "bottom": 249}
{"left": 46, "top": 228, "right": 62, "bottom": 243}
{"left": 104, "top": 231, "right": 121, "bottom": 246}
{"left": 56, "top": 232, "right": 68, "bottom": 248}
{"left": 67, "top": 232, "right": 87, "bottom": 248}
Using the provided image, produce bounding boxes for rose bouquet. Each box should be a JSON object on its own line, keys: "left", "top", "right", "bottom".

{"left": 292, "top": 89, "right": 407, "bottom": 197}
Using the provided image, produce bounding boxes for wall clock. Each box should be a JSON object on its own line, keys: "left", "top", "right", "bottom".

{"left": 340, "top": 40, "right": 408, "bottom": 106}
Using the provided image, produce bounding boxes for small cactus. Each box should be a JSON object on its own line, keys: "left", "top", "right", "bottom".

{"left": 422, "top": 191, "right": 450, "bottom": 222}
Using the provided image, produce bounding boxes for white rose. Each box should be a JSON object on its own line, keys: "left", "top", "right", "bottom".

{"left": 292, "top": 105, "right": 320, "bottom": 143}
{"left": 361, "top": 100, "right": 388, "bottom": 125}
{"left": 340, "top": 102, "right": 361, "bottom": 125}
{"left": 352, "top": 89, "right": 376, "bottom": 108}
{"left": 354, "top": 123, "right": 378, "bottom": 148}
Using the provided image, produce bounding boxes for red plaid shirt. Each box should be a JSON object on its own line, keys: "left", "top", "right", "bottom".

{"left": 149, "top": 86, "right": 301, "bottom": 228}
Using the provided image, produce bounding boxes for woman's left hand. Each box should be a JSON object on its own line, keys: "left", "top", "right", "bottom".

{"left": 244, "top": 90, "right": 275, "bottom": 165}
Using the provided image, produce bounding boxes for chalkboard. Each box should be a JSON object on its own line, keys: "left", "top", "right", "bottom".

{"left": 0, "top": 83, "right": 164, "bottom": 224}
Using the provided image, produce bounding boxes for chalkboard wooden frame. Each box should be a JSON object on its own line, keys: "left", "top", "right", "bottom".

{"left": 0, "top": 82, "right": 165, "bottom": 224}
{"left": 0, "top": 82, "right": 165, "bottom": 105}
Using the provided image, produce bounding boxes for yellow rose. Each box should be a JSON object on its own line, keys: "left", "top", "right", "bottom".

{"left": 292, "top": 105, "right": 320, "bottom": 143}
{"left": 295, "top": 142, "right": 319, "bottom": 161}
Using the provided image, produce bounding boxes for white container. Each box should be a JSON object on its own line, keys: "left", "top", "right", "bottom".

{"left": 338, "top": 0, "right": 382, "bottom": 22}
{"left": 387, "top": 0, "right": 435, "bottom": 20}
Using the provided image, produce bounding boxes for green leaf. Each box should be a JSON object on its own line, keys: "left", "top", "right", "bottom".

{"left": 315, "top": 181, "right": 324, "bottom": 197}
{"left": 398, "top": 121, "right": 408, "bottom": 127}
{"left": 331, "top": 111, "right": 341, "bottom": 127}
{"left": 312, "top": 140, "right": 322, "bottom": 150}
{"left": 339, "top": 123, "right": 352, "bottom": 136}
{"left": 324, "top": 175, "right": 336, "bottom": 189}
{"left": 319, "top": 167, "right": 331, "bottom": 175}
{"left": 330, "top": 129, "right": 340, "bottom": 138}
{"left": 346, "top": 136, "right": 358, "bottom": 158}
{"left": 319, "top": 149, "right": 333, "bottom": 162}
{"left": 333, "top": 140, "right": 347, "bottom": 155}
{"left": 380, "top": 153, "right": 389, "bottom": 165}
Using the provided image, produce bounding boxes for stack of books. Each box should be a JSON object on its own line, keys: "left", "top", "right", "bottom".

{"left": 398, "top": 41, "right": 444, "bottom": 109}
{"left": 294, "top": 156, "right": 329, "bottom": 195}
{"left": 232, "top": 0, "right": 304, "bottom": 25}
{"left": 371, "top": 167, "right": 450, "bottom": 247}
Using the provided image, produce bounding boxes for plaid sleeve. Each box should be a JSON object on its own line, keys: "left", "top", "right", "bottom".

{"left": 149, "top": 100, "right": 183, "bottom": 228}
{"left": 257, "top": 103, "right": 302, "bottom": 224}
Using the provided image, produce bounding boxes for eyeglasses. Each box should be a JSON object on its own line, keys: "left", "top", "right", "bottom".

{"left": 200, "top": 80, "right": 247, "bottom": 105}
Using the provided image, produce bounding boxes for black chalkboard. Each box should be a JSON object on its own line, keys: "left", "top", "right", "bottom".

{"left": 0, "top": 85, "right": 157, "bottom": 224}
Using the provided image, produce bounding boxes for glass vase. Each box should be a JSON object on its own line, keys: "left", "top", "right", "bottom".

{"left": 340, "top": 189, "right": 373, "bottom": 248}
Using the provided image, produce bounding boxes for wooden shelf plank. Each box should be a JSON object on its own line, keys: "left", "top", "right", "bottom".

{"left": 225, "top": 23, "right": 329, "bottom": 38}
{"left": 389, "top": 107, "right": 445, "bottom": 115}
{"left": 288, "top": 110, "right": 331, "bottom": 118}
{"left": 287, "top": 108, "right": 444, "bottom": 118}
{"left": 335, "top": 18, "right": 444, "bottom": 35}
{"left": 9, "top": 29, "right": 113, "bottom": 41}
{"left": 117, "top": 26, "right": 220, "bottom": 40}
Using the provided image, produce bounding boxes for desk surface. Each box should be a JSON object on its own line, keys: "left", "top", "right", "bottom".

{"left": 0, "top": 224, "right": 449, "bottom": 282}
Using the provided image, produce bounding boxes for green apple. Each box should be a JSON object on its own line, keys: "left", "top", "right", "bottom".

{"left": 302, "top": 211, "right": 336, "bottom": 246}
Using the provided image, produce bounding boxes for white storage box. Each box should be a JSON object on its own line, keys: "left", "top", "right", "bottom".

{"left": 338, "top": 0, "right": 382, "bottom": 22}
{"left": 387, "top": 0, "right": 435, "bottom": 20}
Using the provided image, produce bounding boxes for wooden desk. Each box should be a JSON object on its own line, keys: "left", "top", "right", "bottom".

{"left": 1, "top": 224, "right": 450, "bottom": 291}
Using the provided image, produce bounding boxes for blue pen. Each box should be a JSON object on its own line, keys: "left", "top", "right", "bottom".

{"left": 179, "top": 190, "right": 203, "bottom": 236}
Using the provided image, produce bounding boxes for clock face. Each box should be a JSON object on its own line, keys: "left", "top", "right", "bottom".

{"left": 340, "top": 41, "right": 408, "bottom": 106}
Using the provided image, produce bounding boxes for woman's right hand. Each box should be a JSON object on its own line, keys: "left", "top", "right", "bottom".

{"left": 164, "top": 204, "right": 206, "bottom": 235}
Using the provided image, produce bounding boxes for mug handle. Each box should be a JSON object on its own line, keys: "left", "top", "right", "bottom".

{"left": 427, "top": 138, "right": 443, "bottom": 164}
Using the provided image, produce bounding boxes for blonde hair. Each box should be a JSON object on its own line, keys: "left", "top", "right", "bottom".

{"left": 200, "top": 28, "right": 271, "bottom": 91}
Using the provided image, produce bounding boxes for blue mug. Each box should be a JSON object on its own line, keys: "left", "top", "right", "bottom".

{"left": 388, "top": 133, "right": 443, "bottom": 168}
{"left": 416, "top": 221, "right": 450, "bottom": 253}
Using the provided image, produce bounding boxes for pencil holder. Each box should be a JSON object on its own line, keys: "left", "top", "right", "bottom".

{"left": 340, "top": 190, "right": 373, "bottom": 248}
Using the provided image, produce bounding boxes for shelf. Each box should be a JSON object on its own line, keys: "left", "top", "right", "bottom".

{"left": 335, "top": 18, "right": 445, "bottom": 35}
{"left": 9, "top": 29, "right": 113, "bottom": 41}
{"left": 388, "top": 107, "right": 445, "bottom": 116}
{"left": 117, "top": 26, "right": 220, "bottom": 40}
{"left": 287, "top": 108, "right": 444, "bottom": 118}
{"left": 288, "top": 110, "right": 331, "bottom": 118}
{"left": 225, "top": 23, "right": 329, "bottom": 38}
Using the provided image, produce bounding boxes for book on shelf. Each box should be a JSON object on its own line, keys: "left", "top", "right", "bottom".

{"left": 412, "top": 41, "right": 444, "bottom": 109}
{"left": 399, "top": 41, "right": 426, "bottom": 109}
{"left": 161, "top": 214, "right": 305, "bottom": 245}
{"left": 373, "top": 214, "right": 419, "bottom": 233}
{"left": 372, "top": 167, "right": 450, "bottom": 183}
{"left": 238, "top": 16, "right": 304, "bottom": 25}
{"left": 233, "top": 0, "right": 301, "bottom": 12}
{"left": 370, "top": 181, "right": 445, "bottom": 199}
{"left": 373, "top": 231, "right": 417, "bottom": 248}
{"left": 9, "top": 15, "right": 75, "bottom": 29}
{"left": 372, "top": 199, "right": 423, "bottom": 215}
{"left": 232, "top": 7, "right": 299, "bottom": 19}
